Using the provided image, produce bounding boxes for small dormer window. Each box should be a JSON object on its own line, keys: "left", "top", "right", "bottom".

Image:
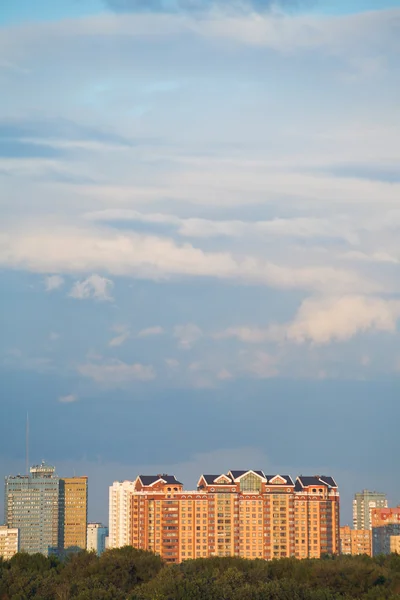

{"left": 312, "top": 489, "right": 316, "bottom": 493}
{"left": 167, "top": 487, "right": 171, "bottom": 491}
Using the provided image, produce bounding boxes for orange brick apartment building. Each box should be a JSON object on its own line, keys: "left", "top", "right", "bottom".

{"left": 109, "top": 470, "right": 340, "bottom": 563}
{"left": 340, "top": 525, "right": 372, "bottom": 556}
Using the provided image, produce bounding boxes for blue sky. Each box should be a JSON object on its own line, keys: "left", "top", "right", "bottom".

{"left": 0, "top": 0, "right": 399, "bottom": 527}
{"left": 2, "top": 0, "right": 400, "bottom": 24}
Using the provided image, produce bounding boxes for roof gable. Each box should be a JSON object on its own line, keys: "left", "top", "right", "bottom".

{"left": 214, "top": 474, "right": 232, "bottom": 484}
{"left": 296, "top": 475, "right": 336, "bottom": 489}
{"left": 138, "top": 474, "right": 182, "bottom": 487}
{"left": 268, "top": 475, "right": 288, "bottom": 485}
{"left": 228, "top": 470, "right": 266, "bottom": 482}
{"left": 197, "top": 474, "right": 230, "bottom": 486}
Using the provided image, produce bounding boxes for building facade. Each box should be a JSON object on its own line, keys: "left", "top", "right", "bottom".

{"left": 390, "top": 536, "right": 400, "bottom": 555}
{"left": 353, "top": 490, "right": 387, "bottom": 531}
{"left": 340, "top": 525, "right": 372, "bottom": 556}
{"left": 0, "top": 526, "right": 19, "bottom": 560}
{"left": 4, "top": 463, "right": 88, "bottom": 557}
{"left": 4, "top": 462, "right": 60, "bottom": 556}
{"left": 60, "top": 477, "right": 88, "bottom": 554}
{"left": 109, "top": 481, "right": 137, "bottom": 549}
{"left": 372, "top": 507, "right": 400, "bottom": 556}
{"left": 109, "top": 471, "right": 340, "bottom": 563}
{"left": 87, "top": 522, "right": 108, "bottom": 556}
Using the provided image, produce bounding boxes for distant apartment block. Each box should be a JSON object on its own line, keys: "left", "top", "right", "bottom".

{"left": 340, "top": 525, "right": 372, "bottom": 556}
{"left": 0, "top": 526, "right": 19, "bottom": 560}
{"left": 4, "top": 463, "right": 60, "bottom": 556}
{"left": 4, "top": 462, "right": 88, "bottom": 557}
{"left": 109, "top": 480, "right": 137, "bottom": 549}
{"left": 372, "top": 507, "right": 400, "bottom": 555}
{"left": 109, "top": 471, "right": 340, "bottom": 563}
{"left": 353, "top": 490, "right": 387, "bottom": 531}
{"left": 60, "top": 477, "right": 88, "bottom": 554}
{"left": 87, "top": 522, "right": 108, "bottom": 556}
{"left": 390, "top": 536, "right": 400, "bottom": 555}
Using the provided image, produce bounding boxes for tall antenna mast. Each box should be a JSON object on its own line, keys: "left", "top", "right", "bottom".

{"left": 26, "top": 412, "right": 29, "bottom": 475}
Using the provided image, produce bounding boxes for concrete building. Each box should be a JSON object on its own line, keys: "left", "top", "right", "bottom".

{"left": 372, "top": 507, "right": 400, "bottom": 555}
{"left": 108, "top": 471, "right": 340, "bottom": 563}
{"left": 60, "top": 477, "right": 88, "bottom": 554}
{"left": 353, "top": 490, "right": 387, "bottom": 531}
{"left": 340, "top": 525, "right": 372, "bottom": 556}
{"left": 87, "top": 522, "right": 108, "bottom": 555}
{"left": 109, "top": 480, "right": 137, "bottom": 549}
{"left": 4, "top": 462, "right": 60, "bottom": 556}
{"left": 390, "top": 536, "right": 400, "bottom": 554}
{"left": 4, "top": 463, "right": 88, "bottom": 557}
{"left": 0, "top": 526, "right": 19, "bottom": 560}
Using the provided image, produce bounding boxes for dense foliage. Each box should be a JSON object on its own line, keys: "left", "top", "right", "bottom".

{"left": 0, "top": 548, "right": 400, "bottom": 600}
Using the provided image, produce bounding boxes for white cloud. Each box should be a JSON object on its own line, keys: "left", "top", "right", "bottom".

{"left": 44, "top": 274, "right": 64, "bottom": 291}
{"left": 109, "top": 325, "right": 130, "bottom": 347}
{"left": 78, "top": 359, "right": 156, "bottom": 384}
{"left": 85, "top": 209, "right": 358, "bottom": 244}
{"left": 286, "top": 295, "right": 400, "bottom": 344}
{"left": 340, "top": 250, "right": 399, "bottom": 264}
{"left": 109, "top": 331, "right": 130, "bottom": 347}
{"left": 217, "top": 295, "right": 400, "bottom": 346}
{"left": 174, "top": 323, "right": 203, "bottom": 349}
{"left": 0, "top": 226, "right": 377, "bottom": 294}
{"left": 137, "top": 326, "right": 165, "bottom": 338}
{"left": 59, "top": 394, "right": 78, "bottom": 404}
{"left": 216, "top": 326, "right": 278, "bottom": 344}
{"left": 69, "top": 274, "right": 114, "bottom": 301}
{"left": 78, "top": 165, "right": 400, "bottom": 210}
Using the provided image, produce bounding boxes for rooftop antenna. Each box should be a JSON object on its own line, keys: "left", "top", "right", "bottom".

{"left": 26, "top": 412, "right": 29, "bottom": 475}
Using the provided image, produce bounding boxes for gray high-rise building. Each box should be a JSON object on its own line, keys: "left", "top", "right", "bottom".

{"left": 4, "top": 462, "right": 60, "bottom": 556}
{"left": 353, "top": 490, "right": 388, "bottom": 531}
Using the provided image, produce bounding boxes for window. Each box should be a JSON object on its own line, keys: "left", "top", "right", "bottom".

{"left": 240, "top": 473, "right": 262, "bottom": 493}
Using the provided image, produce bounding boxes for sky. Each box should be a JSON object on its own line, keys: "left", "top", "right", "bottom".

{"left": 0, "top": 0, "right": 399, "bottom": 528}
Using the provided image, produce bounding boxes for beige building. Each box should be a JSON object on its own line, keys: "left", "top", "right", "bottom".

{"left": 87, "top": 522, "right": 108, "bottom": 555}
{"left": 340, "top": 525, "right": 372, "bottom": 556}
{"left": 109, "top": 480, "right": 137, "bottom": 549}
{"left": 0, "top": 525, "right": 19, "bottom": 560}
{"left": 109, "top": 471, "right": 340, "bottom": 563}
{"left": 60, "top": 477, "right": 88, "bottom": 553}
{"left": 390, "top": 536, "right": 400, "bottom": 554}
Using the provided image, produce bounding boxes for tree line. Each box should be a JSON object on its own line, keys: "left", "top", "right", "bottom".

{"left": 0, "top": 547, "right": 400, "bottom": 600}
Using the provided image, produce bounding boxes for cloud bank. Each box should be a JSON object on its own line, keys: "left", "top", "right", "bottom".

{"left": 219, "top": 296, "right": 400, "bottom": 345}
{"left": 0, "top": 226, "right": 377, "bottom": 294}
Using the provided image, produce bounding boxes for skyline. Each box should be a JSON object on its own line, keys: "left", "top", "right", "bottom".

{"left": 2, "top": 465, "right": 397, "bottom": 562}
{"left": 1, "top": 449, "right": 396, "bottom": 528}
{"left": 1, "top": 0, "right": 399, "bottom": 529}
